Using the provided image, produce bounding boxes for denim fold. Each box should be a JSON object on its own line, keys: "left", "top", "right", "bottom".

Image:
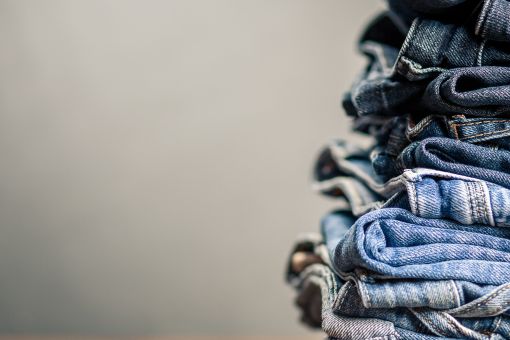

{"left": 397, "top": 137, "right": 510, "bottom": 187}
{"left": 323, "top": 208, "right": 510, "bottom": 285}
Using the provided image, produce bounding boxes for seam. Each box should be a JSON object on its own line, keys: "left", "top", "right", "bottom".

{"left": 480, "top": 181, "right": 496, "bottom": 227}
{"left": 477, "top": 39, "right": 487, "bottom": 66}
{"left": 466, "top": 181, "right": 478, "bottom": 224}
{"left": 415, "top": 184, "right": 420, "bottom": 216}
{"left": 446, "top": 280, "right": 457, "bottom": 307}
{"left": 406, "top": 181, "right": 420, "bottom": 216}
{"left": 491, "top": 316, "right": 502, "bottom": 334}
{"left": 469, "top": 181, "right": 486, "bottom": 224}
{"left": 359, "top": 281, "right": 373, "bottom": 308}
{"left": 443, "top": 315, "right": 466, "bottom": 336}
{"left": 449, "top": 280, "right": 461, "bottom": 307}
{"left": 449, "top": 122, "right": 460, "bottom": 139}
{"left": 454, "top": 284, "right": 510, "bottom": 315}
{"left": 455, "top": 119, "right": 510, "bottom": 127}
{"left": 414, "top": 311, "right": 449, "bottom": 337}
{"left": 482, "top": 0, "right": 496, "bottom": 38}
{"left": 397, "top": 19, "right": 418, "bottom": 62}
{"left": 476, "top": 0, "right": 492, "bottom": 36}
{"left": 460, "top": 127, "right": 510, "bottom": 140}
{"left": 335, "top": 282, "right": 351, "bottom": 309}
{"left": 477, "top": 183, "right": 487, "bottom": 224}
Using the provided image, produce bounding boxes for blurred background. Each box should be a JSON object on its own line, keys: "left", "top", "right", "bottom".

{"left": 0, "top": 0, "right": 382, "bottom": 337}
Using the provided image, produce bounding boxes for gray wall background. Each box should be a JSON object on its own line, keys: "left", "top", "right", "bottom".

{"left": 0, "top": 0, "right": 382, "bottom": 335}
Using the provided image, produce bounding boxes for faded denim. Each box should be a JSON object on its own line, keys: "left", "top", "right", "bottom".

{"left": 315, "top": 139, "right": 510, "bottom": 226}
{"left": 341, "top": 270, "right": 510, "bottom": 316}
{"left": 290, "top": 262, "right": 510, "bottom": 339}
{"left": 323, "top": 208, "right": 510, "bottom": 285}
{"left": 314, "top": 140, "right": 401, "bottom": 199}
{"left": 290, "top": 263, "right": 401, "bottom": 339}
{"left": 288, "top": 232, "right": 510, "bottom": 316}
{"left": 335, "top": 278, "right": 510, "bottom": 339}
{"left": 386, "top": 168, "right": 510, "bottom": 227}
{"left": 290, "top": 263, "right": 436, "bottom": 339}
{"left": 312, "top": 175, "right": 382, "bottom": 216}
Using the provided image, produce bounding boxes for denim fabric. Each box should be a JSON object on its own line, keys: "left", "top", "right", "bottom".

{"left": 370, "top": 117, "right": 410, "bottom": 179}
{"left": 334, "top": 279, "right": 510, "bottom": 339}
{"left": 342, "top": 38, "right": 422, "bottom": 118}
{"left": 447, "top": 282, "right": 510, "bottom": 318}
{"left": 292, "top": 264, "right": 510, "bottom": 339}
{"left": 390, "top": 0, "right": 474, "bottom": 13}
{"left": 345, "top": 13, "right": 510, "bottom": 118}
{"left": 316, "top": 139, "right": 510, "bottom": 225}
{"left": 314, "top": 139, "right": 372, "bottom": 184}
{"left": 313, "top": 140, "right": 374, "bottom": 196}
{"left": 323, "top": 208, "right": 510, "bottom": 285}
{"left": 352, "top": 115, "right": 395, "bottom": 137}
{"left": 314, "top": 140, "right": 403, "bottom": 199}
{"left": 286, "top": 233, "right": 331, "bottom": 286}
{"left": 345, "top": 271, "right": 510, "bottom": 317}
{"left": 372, "top": 113, "right": 510, "bottom": 178}
{"left": 341, "top": 268, "right": 510, "bottom": 318}
{"left": 333, "top": 280, "right": 430, "bottom": 338}
{"left": 386, "top": 168, "right": 510, "bottom": 227}
{"left": 407, "top": 114, "right": 510, "bottom": 146}
{"left": 396, "top": 137, "right": 510, "bottom": 187}
{"left": 288, "top": 231, "right": 510, "bottom": 316}
{"left": 387, "top": 0, "right": 481, "bottom": 28}
{"left": 291, "top": 264, "right": 402, "bottom": 339}
{"left": 389, "top": 0, "right": 510, "bottom": 43}
{"left": 476, "top": 0, "right": 510, "bottom": 42}
{"left": 395, "top": 18, "right": 510, "bottom": 80}
{"left": 314, "top": 140, "right": 383, "bottom": 202}
{"left": 312, "top": 175, "right": 383, "bottom": 216}
{"left": 342, "top": 13, "right": 422, "bottom": 118}
{"left": 290, "top": 264, "right": 448, "bottom": 339}
{"left": 421, "top": 67, "right": 510, "bottom": 117}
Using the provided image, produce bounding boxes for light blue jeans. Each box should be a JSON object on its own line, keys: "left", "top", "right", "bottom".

{"left": 291, "top": 262, "right": 510, "bottom": 339}
{"left": 385, "top": 168, "right": 510, "bottom": 227}
{"left": 322, "top": 209, "right": 510, "bottom": 285}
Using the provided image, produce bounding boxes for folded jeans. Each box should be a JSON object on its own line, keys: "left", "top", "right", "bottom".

{"left": 323, "top": 208, "right": 510, "bottom": 285}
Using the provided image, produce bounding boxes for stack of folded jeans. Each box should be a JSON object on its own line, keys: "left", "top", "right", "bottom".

{"left": 286, "top": 1, "right": 510, "bottom": 339}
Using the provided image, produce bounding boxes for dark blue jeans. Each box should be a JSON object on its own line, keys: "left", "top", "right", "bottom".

{"left": 389, "top": 0, "right": 510, "bottom": 43}
{"left": 421, "top": 66, "right": 510, "bottom": 117}
{"left": 344, "top": 11, "right": 510, "bottom": 119}
{"left": 387, "top": 0, "right": 481, "bottom": 28}
{"left": 407, "top": 114, "right": 510, "bottom": 146}
{"left": 396, "top": 137, "right": 510, "bottom": 188}
{"left": 371, "top": 113, "right": 510, "bottom": 179}
{"left": 476, "top": 0, "right": 510, "bottom": 42}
